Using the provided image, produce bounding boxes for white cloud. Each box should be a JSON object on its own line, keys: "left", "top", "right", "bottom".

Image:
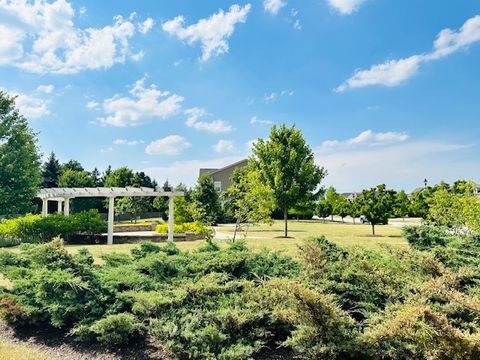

{"left": 142, "top": 156, "right": 243, "bottom": 186}
{"left": 319, "top": 129, "right": 409, "bottom": 151}
{"left": 264, "top": 90, "right": 294, "bottom": 103}
{"left": 86, "top": 100, "right": 99, "bottom": 109}
{"left": 213, "top": 139, "right": 236, "bottom": 153}
{"left": 263, "top": 0, "right": 286, "bottom": 15}
{"left": 100, "top": 77, "right": 184, "bottom": 126}
{"left": 138, "top": 17, "right": 154, "bottom": 34}
{"left": 100, "top": 146, "right": 114, "bottom": 153}
{"left": 327, "top": 0, "right": 367, "bottom": 15}
{"left": 13, "top": 92, "right": 50, "bottom": 119}
{"left": 0, "top": 0, "right": 151, "bottom": 74}
{"left": 145, "top": 135, "right": 191, "bottom": 156}
{"left": 250, "top": 116, "right": 273, "bottom": 125}
{"left": 162, "top": 4, "right": 251, "bottom": 61}
{"left": 36, "top": 84, "right": 54, "bottom": 94}
{"left": 337, "top": 15, "right": 480, "bottom": 91}
{"left": 185, "top": 107, "right": 232, "bottom": 133}
{"left": 130, "top": 51, "right": 145, "bottom": 62}
{"left": 317, "top": 140, "right": 477, "bottom": 192}
{"left": 113, "top": 139, "right": 144, "bottom": 146}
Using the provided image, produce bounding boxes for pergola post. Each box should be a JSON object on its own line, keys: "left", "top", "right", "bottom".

{"left": 64, "top": 198, "right": 70, "bottom": 216}
{"left": 42, "top": 198, "right": 48, "bottom": 217}
{"left": 168, "top": 195, "right": 174, "bottom": 242}
{"left": 107, "top": 196, "right": 115, "bottom": 245}
{"left": 57, "top": 199, "right": 63, "bottom": 214}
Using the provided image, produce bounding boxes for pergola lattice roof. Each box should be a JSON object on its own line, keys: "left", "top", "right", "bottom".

{"left": 37, "top": 187, "right": 183, "bottom": 200}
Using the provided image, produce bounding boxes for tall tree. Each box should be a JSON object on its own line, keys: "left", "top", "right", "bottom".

{"left": 334, "top": 195, "right": 351, "bottom": 223}
{"left": 61, "top": 159, "right": 84, "bottom": 173}
{"left": 42, "top": 152, "right": 61, "bottom": 188}
{"left": 324, "top": 187, "right": 340, "bottom": 222}
{"left": 104, "top": 167, "right": 135, "bottom": 187}
{"left": 394, "top": 190, "right": 410, "bottom": 221}
{"left": 357, "top": 184, "right": 397, "bottom": 235}
{"left": 192, "top": 175, "right": 221, "bottom": 224}
{"left": 90, "top": 167, "right": 102, "bottom": 187}
{"left": 316, "top": 199, "right": 333, "bottom": 223}
{"left": 224, "top": 165, "right": 275, "bottom": 240}
{"left": 252, "top": 124, "right": 326, "bottom": 237}
{"left": 0, "top": 92, "right": 41, "bottom": 215}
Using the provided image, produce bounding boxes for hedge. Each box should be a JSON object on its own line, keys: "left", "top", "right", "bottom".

{"left": 155, "top": 221, "right": 205, "bottom": 235}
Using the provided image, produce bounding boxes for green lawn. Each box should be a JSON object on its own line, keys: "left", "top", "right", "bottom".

{"left": 0, "top": 341, "right": 51, "bottom": 360}
{"left": 1, "top": 220, "right": 407, "bottom": 263}
{"left": 28, "top": 220, "right": 406, "bottom": 262}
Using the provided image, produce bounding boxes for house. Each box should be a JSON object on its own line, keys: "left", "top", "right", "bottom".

{"left": 341, "top": 192, "right": 359, "bottom": 201}
{"left": 199, "top": 159, "right": 249, "bottom": 192}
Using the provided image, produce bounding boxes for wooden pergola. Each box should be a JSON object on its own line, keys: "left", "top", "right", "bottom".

{"left": 37, "top": 187, "right": 184, "bottom": 245}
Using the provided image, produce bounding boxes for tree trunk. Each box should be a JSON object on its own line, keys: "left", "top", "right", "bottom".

{"left": 284, "top": 207, "right": 288, "bottom": 238}
{"left": 233, "top": 218, "right": 240, "bottom": 242}
{"left": 331, "top": 214, "right": 334, "bottom": 222}
{"left": 371, "top": 224, "right": 375, "bottom": 236}
{"left": 342, "top": 216, "right": 344, "bottom": 223}
{"left": 353, "top": 217, "right": 356, "bottom": 225}
{"left": 323, "top": 217, "right": 326, "bottom": 223}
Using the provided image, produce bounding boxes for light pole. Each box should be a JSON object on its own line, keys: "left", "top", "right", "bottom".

{"left": 424, "top": 178, "right": 428, "bottom": 189}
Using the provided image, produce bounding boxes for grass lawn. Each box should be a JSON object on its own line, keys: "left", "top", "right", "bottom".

{"left": 1, "top": 220, "right": 407, "bottom": 263}
{"left": 0, "top": 341, "right": 51, "bottom": 360}
{"left": 7, "top": 220, "right": 406, "bottom": 263}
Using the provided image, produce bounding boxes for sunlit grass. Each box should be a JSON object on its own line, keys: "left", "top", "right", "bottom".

{"left": 0, "top": 341, "right": 51, "bottom": 360}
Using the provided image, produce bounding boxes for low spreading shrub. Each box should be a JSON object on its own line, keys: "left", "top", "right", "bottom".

{"left": 2, "top": 232, "right": 480, "bottom": 359}
{"left": 402, "top": 224, "right": 457, "bottom": 249}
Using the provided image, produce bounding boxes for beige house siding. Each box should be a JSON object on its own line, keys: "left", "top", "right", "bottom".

{"left": 199, "top": 159, "right": 248, "bottom": 192}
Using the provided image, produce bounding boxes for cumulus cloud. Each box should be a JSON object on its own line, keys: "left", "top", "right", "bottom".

{"left": 319, "top": 129, "right": 409, "bottom": 152}
{"left": 327, "top": 0, "right": 367, "bottom": 15}
{"left": 145, "top": 135, "right": 191, "bottom": 156}
{"left": 138, "top": 17, "right": 154, "bottom": 34}
{"left": 113, "top": 139, "right": 144, "bottom": 146}
{"left": 263, "top": 0, "right": 286, "bottom": 15}
{"left": 185, "top": 107, "right": 232, "bottom": 133}
{"left": 337, "top": 15, "right": 480, "bottom": 91}
{"left": 162, "top": 4, "right": 251, "bottom": 61}
{"left": 213, "top": 139, "right": 236, "bottom": 153}
{"left": 250, "top": 116, "right": 273, "bottom": 125}
{"left": 37, "top": 84, "right": 54, "bottom": 94}
{"left": 15, "top": 93, "right": 50, "bottom": 119}
{"left": 86, "top": 100, "right": 99, "bottom": 109}
{"left": 317, "top": 140, "right": 476, "bottom": 192}
{"left": 99, "top": 77, "right": 184, "bottom": 126}
{"left": 0, "top": 0, "right": 150, "bottom": 74}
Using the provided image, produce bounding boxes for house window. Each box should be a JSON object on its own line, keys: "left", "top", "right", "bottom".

{"left": 214, "top": 181, "right": 222, "bottom": 192}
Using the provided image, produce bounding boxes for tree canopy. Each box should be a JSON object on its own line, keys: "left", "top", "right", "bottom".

{"left": 251, "top": 124, "right": 325, "bottom": 237}
{"left": 0, "top": 91, "right": 41, "bottom": 215}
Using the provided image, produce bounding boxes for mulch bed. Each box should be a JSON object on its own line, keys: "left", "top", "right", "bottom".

{"left": 0, "top": 321, "right": 301, "bottom": 360}
{"left": 0, "top": 321, "right": 171, "bottom": 360}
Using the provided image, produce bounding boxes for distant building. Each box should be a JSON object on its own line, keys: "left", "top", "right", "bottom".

{"left": 341, "top": 192, "right": 359, "bottom": 201}
{"left": 199, "top": 159, "right": 249, "bottom": 192}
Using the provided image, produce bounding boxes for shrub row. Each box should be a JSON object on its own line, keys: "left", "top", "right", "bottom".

{"left": 155, "top": 221, "right": 206, "bottom": 235}
{"left": 2, "top": 232, "right": 480, "bottom": 359}
{"left": 0, "top": 210, "right": 107, "bottom": 247}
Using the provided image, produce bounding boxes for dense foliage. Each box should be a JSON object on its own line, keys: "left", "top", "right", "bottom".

{"left": 0, "top": 210, "right": 106, "bottom": 247}
{"left": 0, "top": 91, "right": 42, "bottom": 215}
{"left": 3, "top": 229, "right": 480, "bottom": 359}
{"left": 155, "top": 221, "right": 206, "bottom": 235}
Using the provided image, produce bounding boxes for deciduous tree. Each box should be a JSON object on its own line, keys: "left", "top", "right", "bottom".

{"left": 357, "top": 184, "right": 397, "bottom": 235}
{"left": 252, "top": 124, "right": 326, "bottom": 237}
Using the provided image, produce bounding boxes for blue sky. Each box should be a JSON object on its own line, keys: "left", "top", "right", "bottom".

{"left": 1, "top": 0, "right": 479, "bottom": 192}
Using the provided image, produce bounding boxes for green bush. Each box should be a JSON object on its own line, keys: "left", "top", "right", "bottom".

{"left": 4, "top": 231, "right": 480, "bottom": 359}
{"left": 0, "top": 211, "right": 107, "bottom": 246}
{"left": 403, "top": 225, "right": 456, "bottom": 249}
{"left": 89, "top": 313, "right": 143, "bottom": 345}
{"left": 155, "top": 221, "right": 205, "bottom": 235}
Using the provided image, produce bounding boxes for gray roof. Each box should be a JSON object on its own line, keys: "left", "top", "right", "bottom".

{"left": 199, "top": 159, "right": 248, "bottom": 177}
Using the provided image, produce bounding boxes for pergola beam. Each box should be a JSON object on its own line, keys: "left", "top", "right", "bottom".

{"left": 36, "top": 187, "right": 184, "bottom": 245}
